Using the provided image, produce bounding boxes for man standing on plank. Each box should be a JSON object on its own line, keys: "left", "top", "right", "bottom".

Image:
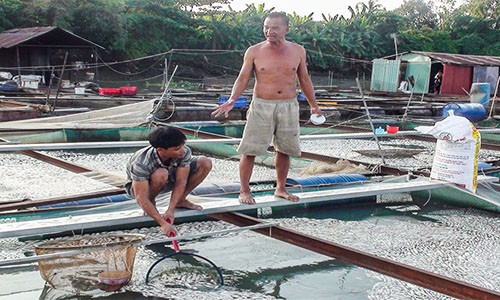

{"left": 212, "top": 11, "right": 322, "bottom": 204}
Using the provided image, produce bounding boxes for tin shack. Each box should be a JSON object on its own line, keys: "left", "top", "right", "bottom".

{"left": 370, "top": 51, "right": 500, "bottom": 96}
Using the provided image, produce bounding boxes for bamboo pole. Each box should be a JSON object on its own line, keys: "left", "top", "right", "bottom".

{"left": 488, "top": 76, "right": 499, "bottom": 119}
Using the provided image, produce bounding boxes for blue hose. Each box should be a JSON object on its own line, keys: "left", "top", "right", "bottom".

{"left": 38, "top": 194, "right": 133, "bottom": 209}
{"left": 286, "top": 174, "right": 368, "bottom": 186}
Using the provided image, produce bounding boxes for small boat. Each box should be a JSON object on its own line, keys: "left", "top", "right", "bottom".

{"left": 0, "top": 99, "right": 43, "bottom": 121}
{"left": 0, "top": 81, "right": 20, "bottom": 93}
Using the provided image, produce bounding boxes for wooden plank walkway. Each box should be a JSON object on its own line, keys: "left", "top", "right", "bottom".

{"left": 80, "top": 170, "right": 126, "bottom": 187}
{"left": 0, "top": 178, "right": 452, "bottom": 239}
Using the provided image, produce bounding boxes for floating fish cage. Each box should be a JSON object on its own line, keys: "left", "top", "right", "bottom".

{"left": 35, "top": 233, "right": 144, "bottom": 291}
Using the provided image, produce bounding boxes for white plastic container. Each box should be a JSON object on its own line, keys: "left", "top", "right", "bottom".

{"left": 12, "top": 75, "right": 42, "bottom": 89}
{"left": 0, "top": 72, "right": 12, "bottom": 80}
{"left": 75, "top": 87, "right": 85, "bottom": 95}
{"left": 310, "top": 114, "right": 326, "bottom": 125}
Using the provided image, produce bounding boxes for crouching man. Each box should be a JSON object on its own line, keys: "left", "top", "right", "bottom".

{"left": 125, "top": 126, "right": 212, "bottom": 236}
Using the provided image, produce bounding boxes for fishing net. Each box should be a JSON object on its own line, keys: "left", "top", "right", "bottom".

{"left": 145, "top": 251, "right": 224, "bottom": 291}
{"left": 35, "top": 233, "right": 144, "bottom": 291}
{"left": 145, "top": 222, "right": 224, "bottom": 291}
{"left": 0, "top": 99, "right": 155, "bottom": 130}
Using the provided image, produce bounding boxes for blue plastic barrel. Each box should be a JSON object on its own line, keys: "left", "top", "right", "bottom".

{"left": 190, "top": 183, "right": 241, "bottom": 196}
{"left": 38, "top": 194, "right": 133, "bottom": 209}
{"left": 441, "top": 103, "right": 487, "bottom": 122}
{"left": 470, "top": 83, "right": 491, "bottom": 108}
{"left": 297, "top": 92, "right": 306, "bottom": 101}
{"left": 286, "top": 174, "right": 368, "bottom": 186}
{"left": 218, "top": 96, "right": 247, "bottom": 108}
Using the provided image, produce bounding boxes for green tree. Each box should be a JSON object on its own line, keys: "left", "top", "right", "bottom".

{"left": 0, "top": 0, "right": 30, "bottom": 31}
{"left": 434, "top": 0, "right": 460, "bottom": 30}
{"left": 369, "top": 12, "right": 406, "bottom": 57}
{"left": 394, "top": 0, "right": 438, "bottom": 30}
{"left": 464, "top": 0, "right": 498, "bottom": 29}
{"left": 70, "top": 0, "right": 128, "bottom": 57}
{"left": 0, "top": 0, "right": 496, "bottom": 77}
{"left": 124, "top": 0, "right": 197, "bottom": 57}
{"left": 175, "top": 0, "right": 230, "bottom": 13}
{"left": 24, "top": 0, "right": 76, "bottom": 28}
{"left": 451, "top": 14, "right": 500, "bottom": 55}
{"left": 196, "top": 3, "right": 269, "bottom": 50}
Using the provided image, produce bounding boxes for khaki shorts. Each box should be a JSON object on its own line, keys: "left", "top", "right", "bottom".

{"left": 237, "top": 97, "right": 300, "bottom": 157}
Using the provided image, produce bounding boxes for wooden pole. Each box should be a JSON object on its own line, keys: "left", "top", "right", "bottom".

{"left": 488, "top": 76, "right": 499, "bottom": 119}
{"left": 53, "top": 51, "right": 69, "bottom": 112}
{"left": 16, "top": 46, "right": 21, "bottom": 86}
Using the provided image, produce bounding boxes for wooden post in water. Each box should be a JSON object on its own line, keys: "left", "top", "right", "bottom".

{"left": 53, "top": 51, "right": 69, "bottom": 112}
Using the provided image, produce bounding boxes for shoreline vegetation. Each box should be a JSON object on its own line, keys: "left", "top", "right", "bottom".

{"left": 0, "top": 0, "right": 497, "bottom": 84}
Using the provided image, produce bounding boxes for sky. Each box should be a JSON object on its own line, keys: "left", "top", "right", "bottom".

{"left": 225, "top": 0, "right": 408, "bottom": 20}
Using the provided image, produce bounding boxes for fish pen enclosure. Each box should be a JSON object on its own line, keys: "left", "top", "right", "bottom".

{"left": 35, "top": 233, "right": 144, "bottom": 291}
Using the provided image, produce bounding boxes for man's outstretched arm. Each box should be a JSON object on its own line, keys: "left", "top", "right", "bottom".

{"left": 212, "top": 47, "right": 254, "bottom": 118}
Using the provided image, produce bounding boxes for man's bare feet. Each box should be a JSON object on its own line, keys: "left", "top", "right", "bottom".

{"left": 238, "top": 192, "right": 256, "bottom": 204}
{"left": 176, "top": 199, "right": 203, "bottom": 210}
{"left": 274, "top": 191, "right": 300, "bottom": 202}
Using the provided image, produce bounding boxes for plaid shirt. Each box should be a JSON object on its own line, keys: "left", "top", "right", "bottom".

{"left": 125, "top": 145, "right": 193, "bottom": 186}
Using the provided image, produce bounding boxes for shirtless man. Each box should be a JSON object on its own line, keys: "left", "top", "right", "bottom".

{"left": 212, "top": 11, "right": 322, "bottom": 204}
{"left": 125, "top": 126, "right": 212, "bottom": 236}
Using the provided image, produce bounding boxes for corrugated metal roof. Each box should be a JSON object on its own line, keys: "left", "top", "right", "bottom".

{"left": 0, "top": 26, "right": 104, "bottom": 49}
{"left": 411, "top": 51, "right": 500, "bottom": 67}
{"left": 0, "top": 27, "right": 54, "bottom": 48}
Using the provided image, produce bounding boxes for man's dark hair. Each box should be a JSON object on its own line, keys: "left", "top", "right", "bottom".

{"left": 266, "top": 11, "right": 289, "bottom": 27}
{"left": 149, "top": 126, "right": 186, "bottom": 149}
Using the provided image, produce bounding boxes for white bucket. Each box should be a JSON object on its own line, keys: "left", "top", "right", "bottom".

{"left": 0, "top": 72, "right": 12, "bottom": 80}
{"left": 75, "top": 87, "right": 85, "bottom": 95}
{"left": 86, "top": 72, "right": 95, "bottom": 81}
{"left": 12, "top": 75, "right": 42, "bottom": 89}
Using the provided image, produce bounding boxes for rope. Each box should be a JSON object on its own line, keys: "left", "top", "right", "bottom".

{"left": 98, "top": 73, "right": 164, "bottom": 83}
{"left": 302, "top": 114, "right": 368, "bottom": 136}
{"left": 305, "top": 49, "right": 373, "bottom": 64}
{"left": 401, "top": 74, "right": 422, "bottom": 121}
{"left": 94, "top": 51, "right": 166, "bottom": 76}
{"left": 356, "top": 77, "right": 386, "bottom": 164}
{"left": 148, "top": 65, "right": 179, "bottom": 123}
{"left": 421, "top": 189, "right": 433, "bottom": 207}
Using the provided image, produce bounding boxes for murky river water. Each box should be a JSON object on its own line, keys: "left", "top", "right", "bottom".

{"left": 0, "top": 140, "right": 498, "bottom": 299}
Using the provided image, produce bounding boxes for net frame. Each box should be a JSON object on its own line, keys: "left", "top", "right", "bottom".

{"left": 145, "top": 251, "right": 224, "bottom": 289}
{"left": 35, "top": 233, "right": 144, "bottom": 290}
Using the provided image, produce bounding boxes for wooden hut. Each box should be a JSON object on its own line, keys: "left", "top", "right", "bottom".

{"left": 0, "top": 26, "right": 104, "bottom": 85}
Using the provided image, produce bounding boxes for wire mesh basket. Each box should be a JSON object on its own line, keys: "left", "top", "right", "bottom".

{"left": 35, "top": 233, "right": 144, "bottom": 291}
